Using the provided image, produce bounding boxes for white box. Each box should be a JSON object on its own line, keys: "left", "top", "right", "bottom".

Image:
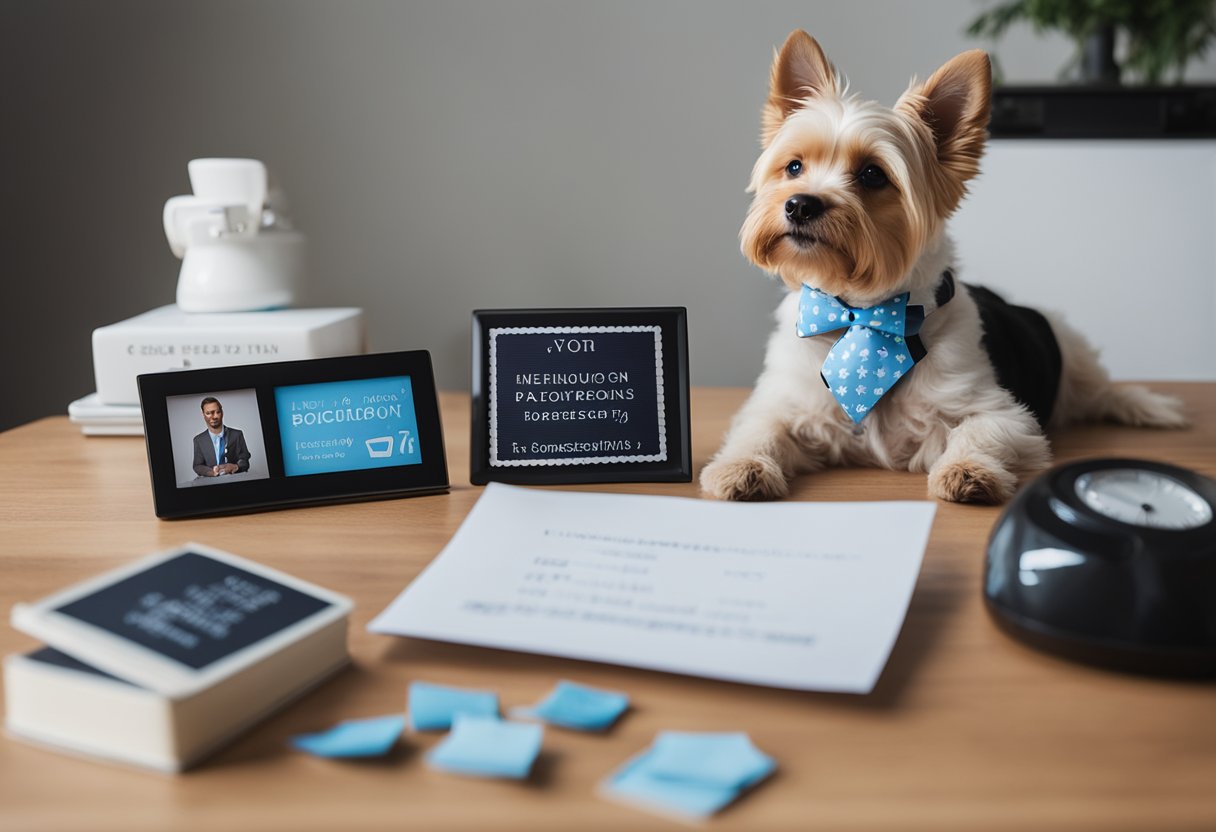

{"left": 92, "top": 305, "right": 365, "bottom": 405}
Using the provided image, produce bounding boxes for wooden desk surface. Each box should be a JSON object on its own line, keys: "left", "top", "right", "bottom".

{"left": 2, "top": 386, "right": 1214, "bottom": 831}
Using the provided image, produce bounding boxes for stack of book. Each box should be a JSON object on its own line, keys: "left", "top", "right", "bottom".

{"left": 5, "top": 543, "right": 353, "bottom": 772}
{"left": 75, "top": 305, "right": 366, "bottom": 435}
{"left": 68, "top": 394, "right": 143, "bottom": 436}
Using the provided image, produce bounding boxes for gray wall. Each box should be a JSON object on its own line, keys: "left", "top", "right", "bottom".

{"left": 4, "top": 1, "right": 1214, "bottom": 431}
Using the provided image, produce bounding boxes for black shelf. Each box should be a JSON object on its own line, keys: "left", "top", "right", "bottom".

{"left": 990, "top": 85, "right": 1216, "bottom": 139}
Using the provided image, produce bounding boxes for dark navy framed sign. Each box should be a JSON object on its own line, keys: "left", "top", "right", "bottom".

{"left": 471, "top": 308, "right": 690, "bottom": 485}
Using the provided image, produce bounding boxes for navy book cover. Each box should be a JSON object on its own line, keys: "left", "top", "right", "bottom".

{"left": 52, "top": 551, "right": 332, "bottom": 671}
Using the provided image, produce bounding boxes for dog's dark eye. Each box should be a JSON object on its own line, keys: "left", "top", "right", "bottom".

{"left": 785, "top": 160, "right": 803, "bottom": 177}
{"left": 858, "top": 164, "right": 888, "bottom": 189}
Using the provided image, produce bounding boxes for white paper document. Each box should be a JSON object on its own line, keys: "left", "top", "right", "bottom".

{"left": 370, "top": 483, "right": 936, "bottom": 694}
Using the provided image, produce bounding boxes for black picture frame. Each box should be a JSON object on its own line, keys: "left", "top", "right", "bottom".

{"left": 138, "top": 351, "right": 448, "bottom": 519}
{"left": 471, "top": 307, "right": 690, "bottom": 485}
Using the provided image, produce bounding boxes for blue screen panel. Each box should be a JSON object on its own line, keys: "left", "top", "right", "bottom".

{"left": 275, "top": 376, "right": 422, "bottom": 477}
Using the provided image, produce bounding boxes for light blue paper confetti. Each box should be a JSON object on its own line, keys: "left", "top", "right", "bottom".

{"left": 511, "top": 680, "right": 630, "bottom": 731}
{"left": 408, "top": 681, "right": 499, "bottom": 731}
{"left": 426, "top": 715, "right": 544, "bottom": 779}
{"left": 646, "top": 731, "right": 775, "bottom": 789}
{"left": 600, "top": 732, "right": 776, "bottom": 820}
{"left": 290, "top": 715, "right": 406, "bottom": 758}
{"left": 602, "top": 750, "right": 741, "bottom": 819}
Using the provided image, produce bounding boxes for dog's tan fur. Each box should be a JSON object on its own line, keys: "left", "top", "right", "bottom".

{"left": 702, "top": 31, "right": 1186, "bottom": 504}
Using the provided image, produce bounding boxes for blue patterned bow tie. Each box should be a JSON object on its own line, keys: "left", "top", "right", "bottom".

{"left": 796, "top": 274, "right": 953, "bottom": 423}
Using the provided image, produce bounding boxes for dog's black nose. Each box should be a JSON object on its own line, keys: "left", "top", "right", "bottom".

{"left": 786, "top": 194, "right": 827, "bottom": 225}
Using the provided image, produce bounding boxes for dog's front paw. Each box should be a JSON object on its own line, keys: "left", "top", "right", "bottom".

{"left": 700, "top": 455, "right": 789, "bottom": 501}
{"left": 928, "top": 456, "right": 1017, "bottom": 504}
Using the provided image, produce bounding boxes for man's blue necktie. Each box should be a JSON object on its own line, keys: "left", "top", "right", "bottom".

{"left": 795, "top": 275, "right": 952, "bottom": 423}
{"left": 217, "top": 431, "right": 226, "bottom": 465}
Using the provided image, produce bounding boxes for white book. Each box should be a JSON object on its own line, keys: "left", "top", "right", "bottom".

{"left": 77, "top": 424, "right": 145, "bottom": 437}
{"left": 5, "top": 543, "right": 353, "bottom": 772}
{"left": 68, "top": 392, "right": 144, "bottom": 436}
{"left": 92, "top": 305, "right": 366, "bottom": 405}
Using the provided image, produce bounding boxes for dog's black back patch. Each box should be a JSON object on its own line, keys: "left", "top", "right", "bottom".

{"left": 965, "top": 284, "right": 1062, "bottom": 428}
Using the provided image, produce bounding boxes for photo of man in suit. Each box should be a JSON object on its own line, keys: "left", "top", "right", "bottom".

{"left": 192, "top": 396, "right": 251, "bottom": 477}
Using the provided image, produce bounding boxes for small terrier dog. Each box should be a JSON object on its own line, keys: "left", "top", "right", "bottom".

{"left": 702, "top": 31, "right": 1186, "bottom": 504}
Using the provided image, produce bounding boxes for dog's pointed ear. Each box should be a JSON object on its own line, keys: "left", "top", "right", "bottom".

{"left": 897, "top": 50, "right": 991, "bottom": 182}
{"left": 762, "top": 30, "right": 840, "bottom": 146}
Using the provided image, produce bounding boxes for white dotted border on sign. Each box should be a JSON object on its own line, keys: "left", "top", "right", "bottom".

{"left": 489, "top": 325, "right": 667, "bottom": 467}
